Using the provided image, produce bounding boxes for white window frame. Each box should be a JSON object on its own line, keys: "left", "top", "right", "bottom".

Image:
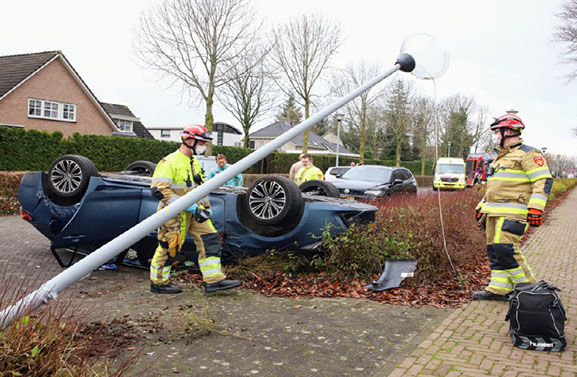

{"left": 116, "top": 119, "right": 133, "bottom": 132}
{"left": 160, "top": 129, "right": 171, "bottom": 138}
{"left": 28, "top": 98, "right": 76, "bottom": 122}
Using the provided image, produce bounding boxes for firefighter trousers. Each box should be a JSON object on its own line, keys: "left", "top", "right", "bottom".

{"left": 484, "top": 216, "right": 535, "bottom": 295}
{"left": 150, "top": 212, "right": 225, "bottom": 285}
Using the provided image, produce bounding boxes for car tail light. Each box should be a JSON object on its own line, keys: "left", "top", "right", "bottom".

{"left": 20, "top": 208, "right": 34, "bottom": 221}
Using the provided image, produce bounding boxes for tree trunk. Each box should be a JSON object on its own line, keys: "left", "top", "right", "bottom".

{"left": 420, "top": 130, "right": 427, "bottom": 176}
{"left": 395, "top": 130, "right": 402, "bottom": 167}
{"left": 302, "top": 100, "right": 310, "bottom": 153}
{"left": 205, "top": 88, "right": 214, "bottom": 155}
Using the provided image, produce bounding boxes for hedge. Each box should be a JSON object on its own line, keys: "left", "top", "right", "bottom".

{"left": 0, "top": 127, "right": 434, "bottom": 175}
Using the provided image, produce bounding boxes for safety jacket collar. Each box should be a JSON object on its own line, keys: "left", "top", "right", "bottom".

{"left": 495, "top": 139, "right": 523, "bottom": 157}
{"left": 175, "top": 149, "right": 194, "bottom": 162}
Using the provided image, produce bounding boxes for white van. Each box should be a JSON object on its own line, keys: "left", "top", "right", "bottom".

{"left": 433, "top": 158, "right": 466, "bottom": 190}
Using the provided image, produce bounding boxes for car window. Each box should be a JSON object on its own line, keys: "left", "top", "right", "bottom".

{"left": 195, "top": 156, "right": 217, "bottom": 175}
{"left": 329, "top": 167, "right": 350, "bottom": 176}
{"left": 436, "top": 164, "right": 465, "bottom": 174}
{"left": 400, "top": 169, "right": 412, "bottom": 180}
{"left": 341, "top": 166, "right": 392, "bottom": 183}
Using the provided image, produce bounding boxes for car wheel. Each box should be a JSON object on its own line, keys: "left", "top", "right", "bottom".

{"left": 299, "top": 180, "right": 340, "bottom": 198}
{"left": 124, "top": 161, "right": 157, "bottom": 177}
{"left": 246, "top": 175, "right": 303, "bottom": 225}
{"left": 47, "top": 155, "right": 98, "bottom": 205}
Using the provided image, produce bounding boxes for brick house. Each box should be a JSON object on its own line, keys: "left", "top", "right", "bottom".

{"left": 0, "top": 51, "right": 130, "bottom": 138}
{"left": 100, "top": 102, "right": 153, "bottom": 139}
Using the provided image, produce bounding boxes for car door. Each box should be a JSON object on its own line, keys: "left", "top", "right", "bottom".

{"left": 389, "top": 169, "right": 405, "bottom": 195}
{"left": 401, "top": 169, "right": 417, "bottom": 193}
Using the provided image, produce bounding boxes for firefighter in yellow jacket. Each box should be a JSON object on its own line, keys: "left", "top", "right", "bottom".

{"left": 149, "top": 124, "right": 240, "bottom": 294}
{"left": 473, "top": 113, "right": 552, "bottom": 300}
{"left": 294, "top": 153, "right": 324, "bottom": 186}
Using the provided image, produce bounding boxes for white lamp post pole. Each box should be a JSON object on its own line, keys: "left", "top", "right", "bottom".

{"left": 335, "top": 113, "right": 344, "bottom": 166}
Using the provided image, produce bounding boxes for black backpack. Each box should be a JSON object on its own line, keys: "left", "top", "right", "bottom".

{"left": 505, "top": 280, "right": 567, "bottom": 352}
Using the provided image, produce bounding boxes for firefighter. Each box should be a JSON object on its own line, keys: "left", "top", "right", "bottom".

{"left": 473, "top": 113, "right": 553, "bottom": 300}
{"left": 294, "top": 153, "right": 324, "bottom": 185}
{"left": 149, "top": 124, "right": 241, "bottom": 294}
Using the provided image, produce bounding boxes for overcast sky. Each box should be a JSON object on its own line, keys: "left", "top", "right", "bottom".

{"left": 2, "top": 0, "right": 576, "bottom": 157}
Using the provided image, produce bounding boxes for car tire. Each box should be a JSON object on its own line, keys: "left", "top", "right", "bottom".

{"left": 245, "top": 175, "right": 303, "bottom": 225}
{"left": 299, "top": 180, "right": 340, "bottom": 198}
{"left": 47, "top": 154, "right": 98, "bottom": 205}
{"left": 124, "top": 161, "right": 157, "bottom": 177}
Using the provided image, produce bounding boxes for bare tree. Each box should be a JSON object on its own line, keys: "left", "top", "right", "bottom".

{"left": 218, "top": 45, "right": 274, "bottom": 148}
{"left": 410, "top": 96, "right": 436, "bottom": 175}
{"left": 469, "top": 105, "right": 491, "bottom": 153}
{"left": 553, "top": 0, "right": 577, "bottom": 82}
{"left": 134, "top": 0, "right": 259, "bottom": 136}
{"left": 330, "top": 61, "right": 384, "bottom": 163}
{"left": 270, "top": 14, "right": 341, "bottom": 153}
{"left": 438, "top": 95, "right": 475, "bottom": 158}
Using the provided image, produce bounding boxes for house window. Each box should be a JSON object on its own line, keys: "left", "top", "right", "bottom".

{"left": 161, "top": 129, "right": 170, "bottom": 138}
{"left": 43, "top": 101, "right": 58, "bottom": 118}
{"left": 63, "top": 104, "right": 75, "bottom": 120}
{"left": 116, "top": 120, "right": 133, "bottom": 132}
{"left": 249, "top": 140, "right": 255, "bottom": 149}
{"left": 28, "top": 99, "right": 42, "bottom": 116}
{"left": 258, "top": 140, "right": 265, "bottom": 149}
{"left": 28, "top": 98, "right": 76, "bottom": 122}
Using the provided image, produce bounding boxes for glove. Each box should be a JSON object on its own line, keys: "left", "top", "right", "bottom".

{"left": 527, "top": 208, "right": 543, "bottom": 227}
{"left": 163, "top": 231, "right": 181, "bottom": 258}
{"left": 475, "top": 209, "right": 487, "bottom": 231}
{"left": 475, "top": 209, "right": 483, "bottom": 221}
{"left": 187, "top": 203, "right": 199, "bottom": 215}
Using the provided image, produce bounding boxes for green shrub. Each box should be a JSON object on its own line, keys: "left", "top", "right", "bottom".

{"left": 314, "top": 190, "right": 487, "bottom": 282}
{"left": 0, "top": 127, "right": 433, "bottom": 175}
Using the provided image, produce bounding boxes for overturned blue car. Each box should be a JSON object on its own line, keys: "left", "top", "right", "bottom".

{"left": 18, "top": 155, "right": 377, "bottom": 268}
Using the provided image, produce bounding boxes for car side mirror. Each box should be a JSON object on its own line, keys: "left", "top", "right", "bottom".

{"left": 335, "top": 173, "right": 343, "bottom": 178}
{"left": 393, "top": 178, "right": 403, "bottom": 185}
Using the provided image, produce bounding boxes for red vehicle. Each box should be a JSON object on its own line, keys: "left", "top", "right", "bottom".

{"left": 465, "top": 153, "right": 496, "bottom": 187}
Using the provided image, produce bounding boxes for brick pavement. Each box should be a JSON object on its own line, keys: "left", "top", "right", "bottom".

{"left": 0, "top": 215, "right": 146, "bottom": 305}
{"left": 380, "top": 188, "right": 577, "bottom": 377}
{"left": 0, "top": 215, "right": 64, "bottom": 291}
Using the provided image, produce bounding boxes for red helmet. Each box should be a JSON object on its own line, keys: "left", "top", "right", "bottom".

{"left": 490, "top": 114, "right": 525, "bottom": 133}
{"left": 181, "top": 124, "right": 212, "bottom": 142}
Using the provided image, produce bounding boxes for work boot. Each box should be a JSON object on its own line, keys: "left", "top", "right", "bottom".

{"left": 205, "top": 279, "right": 241, "bottom": 293}
{"left": 472, "top": 290, "right": 510, "bottom": 301}
{"left": 151, "top": 282, "right": 182, "bottom": 294}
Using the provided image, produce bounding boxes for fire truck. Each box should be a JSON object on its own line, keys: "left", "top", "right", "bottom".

{"left": 465, "top": 153, "right": 497, "bottom": 187}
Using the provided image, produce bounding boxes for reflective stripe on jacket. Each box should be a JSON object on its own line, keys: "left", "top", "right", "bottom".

{"left": 476, "top": 141, "right": 552, "bottom": 219}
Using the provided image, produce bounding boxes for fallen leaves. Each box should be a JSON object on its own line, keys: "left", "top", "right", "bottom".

{"left": 232, "top": 256, "right": 491, "bottom": 308}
